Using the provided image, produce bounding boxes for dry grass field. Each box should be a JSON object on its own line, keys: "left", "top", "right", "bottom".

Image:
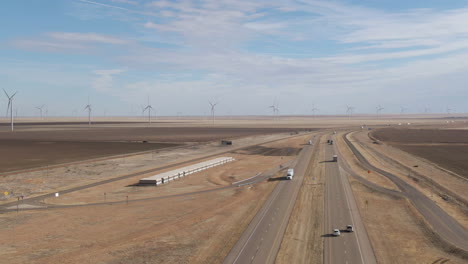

{"left": 0, "top": 125, "right": 307, "bottom": 173}
{"left": 0, "top": 133, "right": 309, "bottom": 264}
{"left": 1, "top": 116, "right": 467, "bottom": 263}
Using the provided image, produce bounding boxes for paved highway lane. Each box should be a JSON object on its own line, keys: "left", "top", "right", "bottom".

{"left": 223, "top": 140, "right": 316, "bottom": 264}
{"left": 324, "top": 137, "right": 377, "bottom": 264}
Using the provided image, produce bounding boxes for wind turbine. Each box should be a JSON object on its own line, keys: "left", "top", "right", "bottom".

{"left": 346, "top": 105, "right": 355, "bottom": 119}
{"left": 36, "top": 105, "right": 45, "bottom": 119}
{"left": 424, "top": 106, "right": 430, "bottom": 114}
{"left": 446, "top": 106, "right": 452, "bottom": 115}
{"left": 376, "top": 105, "right": 384, "bottom": 119}
{"left": 3, "top": 89, "right": 17, "bottom": 131}
{"left": 143, "top": 96, "right": 153, "bottom": 125}
{"left": 269, "top": 100, "right": 280, "bottom": 119}
{"left": 209, "top": 100, "right": 218, "bottom": 126}
{"left": 400, "top": 105, "right": 407, "bottom": 115}
{"left": 85, "top": 98, "right": 92, "bottom": 126}
{"left": 139, "top": 104, "right": 146, "bottom": 119}
{"left": 268, "top": 104, "right": 276, "bottom": 118}
{"left": 311, "top": 104, "right": 319, "bottom": 119}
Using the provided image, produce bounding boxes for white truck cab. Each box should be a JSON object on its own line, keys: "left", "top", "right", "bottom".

{"left": 333, "top": 229, "right": 341, "bottom": 236}
{"left": 286, "top": 169, "right": 294, "bottom": 180}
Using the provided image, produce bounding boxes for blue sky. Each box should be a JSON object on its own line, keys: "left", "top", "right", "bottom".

{"left": 1, "top": 0, "right": 468, "bottom": 117}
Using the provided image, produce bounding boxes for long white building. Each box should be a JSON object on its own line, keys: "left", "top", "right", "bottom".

{"left": 139, "top": 157, "right": 235, "bottom": 185}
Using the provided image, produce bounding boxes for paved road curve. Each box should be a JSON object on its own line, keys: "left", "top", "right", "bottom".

{"left": 223, "top": 140, "right": 315, "bottom": 264}
{"left": 344, "top": 132, "right": 468, "bottom": 252}
{"left": 324, "top": 136, "right": 377, "bottom": 264}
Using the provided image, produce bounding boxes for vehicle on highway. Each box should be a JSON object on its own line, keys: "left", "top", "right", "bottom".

{"left": 346, "top": 225, "right": 354, "bottom": 232}
{"left": 308, "top": 140, "right": 312, "bottom": 145}
{"left": 332, "top": 155, "right": 338, "bottom": 162}
{"left": 333, "top": 229, "right": 341, "bottom": 236}
{"left": 286, "top": 168, "right": 294, "bottom": 180}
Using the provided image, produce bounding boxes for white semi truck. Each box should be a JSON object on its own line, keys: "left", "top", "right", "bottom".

{"left": 286, "top": 169, "right": 294, "bottom": 180}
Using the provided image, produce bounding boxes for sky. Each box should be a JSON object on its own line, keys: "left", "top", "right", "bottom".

{"left": 1, "top": 0, "right": 468, "bottom": 117}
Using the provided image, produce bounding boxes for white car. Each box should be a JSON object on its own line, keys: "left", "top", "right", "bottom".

{"left": 333, "top": 229, "right": 341, "bottom": 236}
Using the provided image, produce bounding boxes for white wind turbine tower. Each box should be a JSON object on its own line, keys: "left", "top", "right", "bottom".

{"left": 346, "top": 105, "right": 355, "bottom": 119}
{"left": 84, "top": 98, "right": 92, "bottom": 126}
{"left": 209, "top": 100, "right": 218, "bottom": 126}
{"left": 376, "top": 105, "right": 384, "bottom": 119}
{"left": 268, "top": 103, "right": 276, "bottom": 118}
{"left": 143, "top": 96, "right": 153, "bottom": 125}
{"left": 424, "top": 106, "right": 430, "bottom": 114}
{"left": 140, "top": 105, "right": 146, "bottom": 119}
{"left": 400, "top": 105, "right": 407, "bottom": 115}
{"left": 3, "top": 89, "right": 17, "bottom": 131}
{"left": 446, "top": 106, "right": 452, "bottom": 115}
{"left": 269, "top": 100, "right": 280, "bottom": 119}
{"left": 36, "top": 105, "right": 45, "bottom": 119}
{"left": 311, "top": 104, "right": 319, "bottom": 119}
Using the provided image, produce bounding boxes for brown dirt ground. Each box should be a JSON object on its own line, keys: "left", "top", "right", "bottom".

{"left": 276, "top": 134, "right": 325, "bottom": 264}
{"left": 0, "top": 126, "right": 310, "bottom": 174}
{"left": 0, "top": 126, "right": 308, "bottom": 142}
{"left": 0, "top": 132, "right": 296, "bottom": 204}
{"left": 351, "top": 181, "right": 465, "bottom": 264}
{"left": 350, "top": 131, "right": 468, "bottom": 229}
{"left": 371, "top": 128, "right": 468, "bottom": 177}
{"left": 396, "top": 145, "right": 468, "bottom": 177}
{"left": 372, "top": 128, "right": 468, "bottom": 144}
{"left": 0, "top": 134, "right": 311, "bottom": 264}
{"left": 0, "top": 140, "right": 178, "bottom": 173}
{"left": 339, "top": 130, "right": 467, "bottom": 263}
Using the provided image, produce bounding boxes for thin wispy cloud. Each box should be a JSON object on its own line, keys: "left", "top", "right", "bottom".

{"left": 2, "top": 0, "right": 468, "bottom": 115}
{"left": 47, "top": 32, "right": 128, "bottom": 44}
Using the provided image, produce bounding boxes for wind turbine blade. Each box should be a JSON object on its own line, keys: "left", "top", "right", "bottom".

{"left": 6, "top": 101, "right": 11, "bottom": 117}
{"left": 2, "top": 88, "right": 10, "bottom": 98}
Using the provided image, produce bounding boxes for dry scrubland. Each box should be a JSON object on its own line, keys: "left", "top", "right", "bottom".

{"left": 0, "top": 125, "right": 306, "bottom": 173}
{"left": 1, "top": 116, "right": 467, "bottom": 263}
{"left": 0, "top": 123, "right": 311, "bottom": 263}
{"left": 337, "top": 129, "right": 467, "bottom": 263}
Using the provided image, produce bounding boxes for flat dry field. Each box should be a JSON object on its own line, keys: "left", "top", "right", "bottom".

{"left": 372, "top": 128, "right": 468, "bottom": 177}
{"left": 0, "top": 134, "right": 309, "bottom": 264}
{"left": 0, "top": 125, "right": 306, "bottom": 173}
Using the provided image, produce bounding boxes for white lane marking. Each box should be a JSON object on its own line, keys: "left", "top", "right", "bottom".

{"left": 232, "top": 182, "right": 284, "bottom": 264}
{"left": 339, "top": 166, "right": 365, "bottom": 264}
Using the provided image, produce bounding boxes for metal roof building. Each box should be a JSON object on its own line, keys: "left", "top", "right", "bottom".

{"left": 139, "top": 157, "right": 235, "bottom": 185}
